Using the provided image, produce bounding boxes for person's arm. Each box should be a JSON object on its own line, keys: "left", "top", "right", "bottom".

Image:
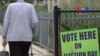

{"left": 3, "top": 5, "right": 11, "bottom": 41}
{"left": 30, "top": 5, "right": 38, "bottom": 32}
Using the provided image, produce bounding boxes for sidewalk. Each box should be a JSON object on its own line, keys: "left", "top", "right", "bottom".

{"left": 0, "top": 35, "right": 53, "bottom": 56}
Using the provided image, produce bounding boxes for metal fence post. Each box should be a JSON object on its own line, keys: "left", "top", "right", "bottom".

{"left": 54, "top": 6, "right": 61, "bottom": 56}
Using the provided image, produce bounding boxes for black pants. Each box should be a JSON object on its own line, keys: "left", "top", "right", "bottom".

{"left": 8, "top": 42, "right": 31, "bottom": 56}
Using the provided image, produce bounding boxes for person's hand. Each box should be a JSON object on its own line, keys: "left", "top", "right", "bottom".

{"left": 2, "top": 39, "right": 7, "bottom": 47}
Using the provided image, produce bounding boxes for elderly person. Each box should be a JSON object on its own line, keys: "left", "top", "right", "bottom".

{"left": 2, "top": 0, "right": 38, "bottom": 56}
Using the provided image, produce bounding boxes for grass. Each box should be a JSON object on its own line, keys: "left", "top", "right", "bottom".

{"left": 61, "top": 0, "right": 100, "bottom": 9}
{"left": 35, "top": 5, "right": 47, "bottom": 12}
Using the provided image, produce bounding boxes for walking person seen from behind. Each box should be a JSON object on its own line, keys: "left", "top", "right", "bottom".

{"left": 2, "top": 0, "right": 38, "bottom": 56}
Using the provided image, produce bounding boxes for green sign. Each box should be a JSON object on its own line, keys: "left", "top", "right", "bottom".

{"left": 60, "top": 28, "right": 99, "bottom": 56}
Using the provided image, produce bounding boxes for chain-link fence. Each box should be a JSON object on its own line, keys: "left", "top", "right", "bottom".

{"left": 60, "top": 12, "right": 100, "bottom": 32}
{"left": 35, "top": 12, "right": 54, "bottom": 51}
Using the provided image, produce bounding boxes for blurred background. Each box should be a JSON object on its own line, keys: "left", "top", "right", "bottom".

{"left": 0, "top": 0, "right": 100, "bottom": 56}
